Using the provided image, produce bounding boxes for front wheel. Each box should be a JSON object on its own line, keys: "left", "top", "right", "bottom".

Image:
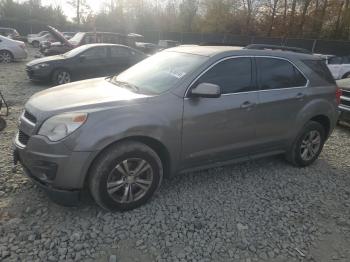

{"left": 89, "top": 141, "right": 163, "bottom": 211}
{"left": 52, "top": 69, "right": 71, "bottom": 85}
{"left": 286, "top": 121, "right": 326, "bottom": 167}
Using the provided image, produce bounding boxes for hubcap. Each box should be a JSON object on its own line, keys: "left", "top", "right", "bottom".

{"left": 106, "top": 158, "right": 153, "bottom": 203}
{"left": 300, "top": 130, "right": 321, "bottom": 161}
{"left": 57, "top": 71, "right": 70, "bottom": 85}
{"left": 0, "top": 52, "right": 11, "bottom": 63}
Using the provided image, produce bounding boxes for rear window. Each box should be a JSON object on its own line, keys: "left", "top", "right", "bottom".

{"left": 303, "top": 59, "right": 335, "bottom": 85}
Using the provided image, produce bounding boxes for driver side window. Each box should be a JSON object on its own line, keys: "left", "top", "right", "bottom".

{"left": 195, "top": 57, "right": 253, "bottom": 94}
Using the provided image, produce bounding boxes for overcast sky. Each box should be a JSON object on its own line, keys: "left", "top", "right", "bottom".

{"left": 41, "top": 0, "right": 103, "bottom": 19}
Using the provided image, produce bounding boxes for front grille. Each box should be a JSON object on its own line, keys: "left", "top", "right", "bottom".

{"left": 18, "top": 130, "right": 30, "bottom": 146}
{"left": 342, "top": 89, "right": 350, "bottom": 98}
{"left": 341, "top": 99, "right": 350, "bottom": 107}
{"left": 24, "top": 110, "right": 36, "bottom": 124}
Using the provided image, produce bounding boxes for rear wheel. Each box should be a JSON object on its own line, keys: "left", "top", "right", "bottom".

{"left": 32, "top": 41, "right": 39, "bottom": 48}
{"left": 286, "top": 121, "right": 326, "bottom": 167}
{"left": 0, "top": 50, "right": 13, "bottom": 63}
{"left": 89, "top": 141, "right": 163, "bottom": 211}
{"left": 52, "top": 69, "right": 71, "bottom": 85}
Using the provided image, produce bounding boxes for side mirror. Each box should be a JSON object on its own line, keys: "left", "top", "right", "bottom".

{"left": 190, "top": 83, "right": 222, "bottom": 98}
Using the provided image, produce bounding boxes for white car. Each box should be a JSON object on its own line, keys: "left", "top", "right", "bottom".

{"left": 0, "top": 35, "right": 27, "bottom": 63}
{"left": 27, "top": 33, "right": 55, "bottom": 48}
{"left": 324, "top": 55, "right": 350, "bottom": 80}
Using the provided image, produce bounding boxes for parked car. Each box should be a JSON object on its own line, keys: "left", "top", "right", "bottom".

{"left": 26, "top": 43, "right": 146, "bottom": 85}
{"left": 158, "top": 39, "right": 180, "bottom": 50}
{"left": 336, "top": 78, "right": 350, "bottom": 123}
{"left": 28, "top": 32, "right": 56, "bottom": 48}
{"left": 41, "top": 26, "right": 136, "bottom": 56}
{"left": 0, "top": 35, "right": 27, "bottom": 63}
{"left": 0, "top": 27, "right": 20, "bottom": 39}
{"left": 324, "top": 55, "right": 350, "bottom": 80}
{"left": 128, "top": 33, "right": 158, "bottom": 54}
{"left": 27, "top": 31, "right": 49, "bottom": 44}
{"left": 14, "top": 46, "right": 340, "bottom": 211}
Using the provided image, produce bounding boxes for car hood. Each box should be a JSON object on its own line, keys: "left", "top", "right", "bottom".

{"left": 337, "top": 79, "right": 350, "bottom": 90}
{"left": 25, "top": 78, "right": 150, "bottom": 115}
{"left": 26, "top": 55, "right": 65, "bottom": 66}
{"left": 47, "top": 25, "right": 72, "bottom": 47}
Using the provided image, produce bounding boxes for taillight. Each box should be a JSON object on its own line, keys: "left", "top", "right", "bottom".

{"left": 336, "top": 87, "right": 342, "bottom": 105}
{"left": 19, "top": 44, "right": 25, "bottom": 49}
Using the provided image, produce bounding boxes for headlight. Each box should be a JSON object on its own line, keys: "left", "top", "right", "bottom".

{"left": 38, "top": 112, "right": 88, "bottom": 142}
{"left": 33, "top": 63, "right": 49, "bottom": 70}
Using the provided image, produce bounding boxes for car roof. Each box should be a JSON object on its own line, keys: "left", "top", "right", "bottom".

{"left": 82, "top": 43, "right": 131, "bottom": 48}
{"left": 166, "top": 45, "right": 320, "bottom": 60}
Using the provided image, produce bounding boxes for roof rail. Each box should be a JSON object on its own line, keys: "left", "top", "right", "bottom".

{"left": 245, "top": 44, "right": 312, "bottom": 54}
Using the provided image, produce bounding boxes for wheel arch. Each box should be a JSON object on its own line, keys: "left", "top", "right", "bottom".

{"left": 309, "top": 114, "right": 331, "bottom": 137}
{"left": 84, "top": 135, "right": 172, "bottom": 189}
{"left": 0, "top": 49, "right": 14, "bottom": 58}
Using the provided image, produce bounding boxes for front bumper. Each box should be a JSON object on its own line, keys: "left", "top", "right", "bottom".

{"left": 26, "top": 66, "right": 51, "bottom": 81}
{"left": 13, "top": 132, "right": 95, "bottom": 205}
{"left": 15, "top": 149, "right": 80, "bottom": 206}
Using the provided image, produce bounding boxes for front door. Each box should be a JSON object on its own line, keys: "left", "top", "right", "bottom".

{"left": 75, "top": 46, "right": 109, "bottom": 79}
{"left": 181, "top": 57, "right": 258, "bottom": 169}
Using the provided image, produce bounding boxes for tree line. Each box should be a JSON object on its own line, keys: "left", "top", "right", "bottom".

{"left": 1, "top": 0, "right": 350, "bottom": 40}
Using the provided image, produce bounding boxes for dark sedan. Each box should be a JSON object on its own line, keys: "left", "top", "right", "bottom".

{"left": 26, "top": 44, "right": 147, "bottom": 85}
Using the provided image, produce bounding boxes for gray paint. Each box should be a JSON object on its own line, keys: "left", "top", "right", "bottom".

{"left": 15, "top": 46, "right": 339, "bottom": 190}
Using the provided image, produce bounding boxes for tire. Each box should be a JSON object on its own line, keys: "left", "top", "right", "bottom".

{"left": 342, "top": 72, "right": 350, "bottom": 79}
{"left": 32, "top": 41, "right": 39, "bottom": 48}
{"left": 286, "top": 121, "right": 326, "bottom": 167}
{"left": 51, "top": 69, "right": 71, "bottom": 85}
{"left": 0, "top": 50, "right": 13, "bottom": 63}
{"left": 88, "top": 141, "right": 163, "bottom": 211}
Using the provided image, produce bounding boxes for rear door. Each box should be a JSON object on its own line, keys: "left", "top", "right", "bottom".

{"left": 254, "top": 57, "right": 309, "bottom": 152}
{"left": 181, "top": 57, "right": 259, "bottom": 168}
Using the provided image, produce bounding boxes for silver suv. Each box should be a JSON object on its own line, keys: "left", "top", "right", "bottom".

{"left": 14, "top": 46, "right": 340, "bottom": 211}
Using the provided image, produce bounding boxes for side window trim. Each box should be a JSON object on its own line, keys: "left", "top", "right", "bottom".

{"left": 185, "top": 56, "right": 256, "bottom": 97}
{"left": 255, "top": 56, "right": 309, "bottom": 91}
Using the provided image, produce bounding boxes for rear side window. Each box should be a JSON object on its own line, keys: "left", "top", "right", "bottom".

{"left": 257, "top": 58, "right": 307, "bottom": 90}
{"left": 303, "top": 59, "right": 335, "bottom": 85}
{"left": 110, "top": 47, "right": 129, "bottom": 58}
{"left": 196, "top": 57, "right": 254, "bottom": 94}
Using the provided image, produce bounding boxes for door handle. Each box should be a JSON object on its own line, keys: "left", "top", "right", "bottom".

{"left": 295, "top": 93, "right": 306, "bottom": 100}
{"left": 240, "top": 101, "right": 255, "bottom": 109}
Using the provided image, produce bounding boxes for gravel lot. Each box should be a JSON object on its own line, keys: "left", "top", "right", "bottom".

{"left": 1, "top": 46, "right": 350, "bottom": 262}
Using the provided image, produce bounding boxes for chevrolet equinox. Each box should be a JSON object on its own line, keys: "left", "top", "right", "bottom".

{"left": 14, "top": 46, "right": 340, "bottom": 211}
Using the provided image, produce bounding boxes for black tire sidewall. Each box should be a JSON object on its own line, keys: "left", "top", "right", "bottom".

{"left": 89, "top": 142, "right": 162, "bottom": 211}
{"left": 292, "top": 121, "right": 326, "bottom": 167}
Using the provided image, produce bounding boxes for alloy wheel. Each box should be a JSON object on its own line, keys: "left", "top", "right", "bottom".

{"left": 0, "top": 51, "right": 12, "bottom": 63}
{"left": 300, "top": 130, "right": 321, "bottom": 161}
{"left": 57, "top": 71, "right": 71, "bottom": 85}
{"left": 106, "top": 158, "right": 154, "bottom": 203}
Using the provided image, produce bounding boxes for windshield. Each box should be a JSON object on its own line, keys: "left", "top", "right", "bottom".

{"left": 69, "top": 32, "right": 85, "bottom": 45}
{"left": 62, "top": 45, "right": 91, "bottom": 57}
{"left": 112, "top": 51, "right": 207, "bottom": 95}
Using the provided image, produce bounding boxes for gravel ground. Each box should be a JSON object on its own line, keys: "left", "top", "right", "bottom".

{"left": 1, "top": 46, "right": 350, "bottom": 262}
